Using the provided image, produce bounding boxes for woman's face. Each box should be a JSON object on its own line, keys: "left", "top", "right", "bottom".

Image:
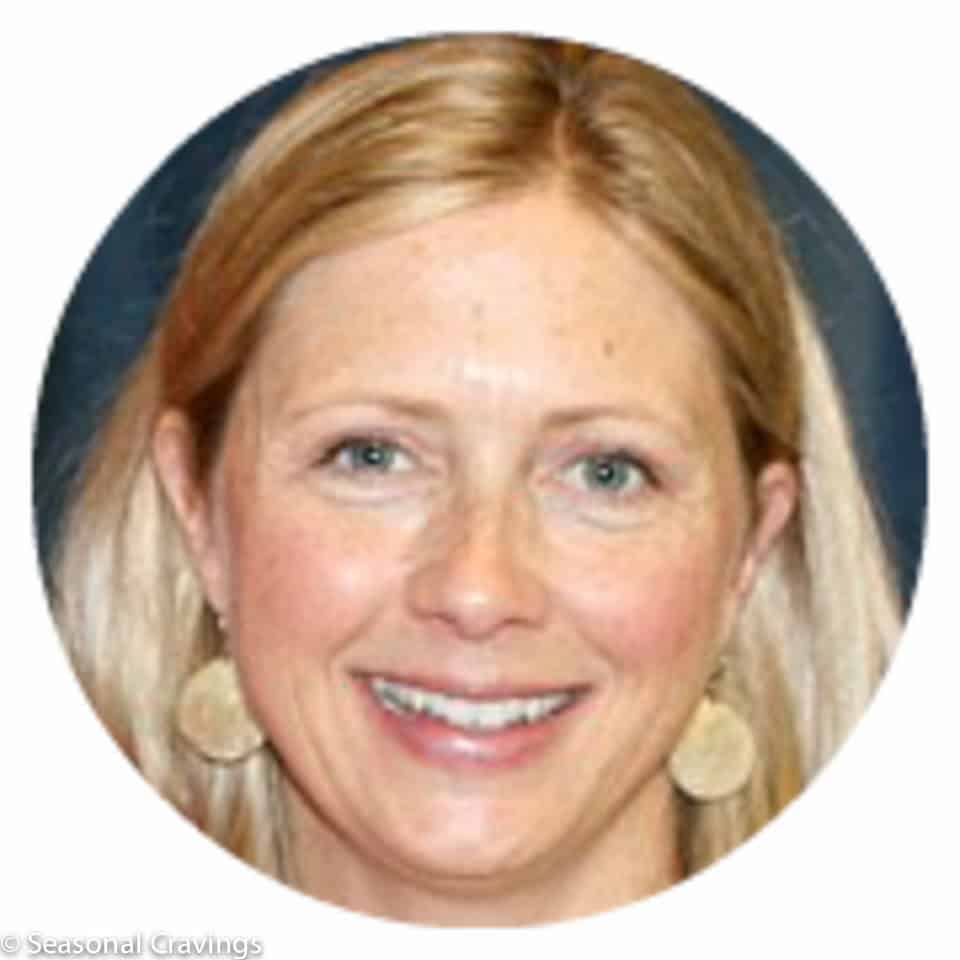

{"left": 158, "top": 190, "right": 794, "bottom": 901}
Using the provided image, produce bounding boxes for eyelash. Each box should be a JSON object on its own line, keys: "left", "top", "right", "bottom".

{"left": 316, "top": 436, "right": 414, "bottom": 474}
{"left": 562, "top": 450, "right": 657, "bottom": 500}
{"left": 313, "top": 436, "right": 658, "bottom": 502}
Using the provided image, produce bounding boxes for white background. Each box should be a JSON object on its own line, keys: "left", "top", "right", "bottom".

{"left": 4, "top": 3, "right": 957, "bottom": 957}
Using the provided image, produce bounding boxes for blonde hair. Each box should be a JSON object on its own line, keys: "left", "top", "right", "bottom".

{"left": 52, "top": 36, "right": 902, "bottom": 883}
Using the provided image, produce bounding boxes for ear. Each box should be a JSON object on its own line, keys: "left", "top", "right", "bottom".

{"left": 734, "top": 459, "right": 799, "bottom": 603}
{"left": 152, "top": 408, "right": 229, "bottom": 615}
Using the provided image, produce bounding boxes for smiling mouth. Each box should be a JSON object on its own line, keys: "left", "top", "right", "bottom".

{"left": 367, "top": 675, "right": 584, "bottom": 733}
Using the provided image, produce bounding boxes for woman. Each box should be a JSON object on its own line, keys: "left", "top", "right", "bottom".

{"left": 51, "top": 35, "right": 902, "bottom": 924}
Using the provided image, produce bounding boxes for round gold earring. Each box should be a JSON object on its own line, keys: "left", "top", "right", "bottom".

{"left": 175, "top": 655, "right": 265, "bottom": 763}
{"left": 668, "top": 697, "right": 756, "bottom": 801}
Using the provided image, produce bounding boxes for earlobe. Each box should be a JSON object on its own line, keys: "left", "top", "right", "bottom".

{"left": 152, "top": 409, "right": 227, "bottom": 613}
{"left": 735, "top": 460, "right": 799, "bottom": 602}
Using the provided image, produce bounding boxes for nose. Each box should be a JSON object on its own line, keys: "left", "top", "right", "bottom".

{"left": 406, "top": 490, "right": 548, "bottom": 641}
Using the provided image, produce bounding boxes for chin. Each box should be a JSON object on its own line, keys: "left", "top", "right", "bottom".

{"left": 385, "top": 833, "right": 548, "bottom": 894}
{"left": 367, "top": 790, "right": 557, "bottom": 887}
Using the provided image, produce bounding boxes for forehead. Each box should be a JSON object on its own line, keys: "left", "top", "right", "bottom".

{"left": 245, "top": 191, "right": 729, "bottom": 435}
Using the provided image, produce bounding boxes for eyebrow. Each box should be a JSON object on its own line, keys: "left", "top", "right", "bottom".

{"left": 281, "top": 393, "right": 451, "bottom": 427}
{"left": 279, "top": 393, "right": 700, "bottom": 445}
{"left": 539, "top": 403, "right": 697, "bottom": 441}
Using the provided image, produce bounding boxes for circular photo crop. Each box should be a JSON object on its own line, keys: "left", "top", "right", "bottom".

{"left": 33, "top": 33, "right": 926, "bottom": 927}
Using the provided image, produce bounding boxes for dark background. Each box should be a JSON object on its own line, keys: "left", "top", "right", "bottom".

{"left": 32, "top": 42, "right": 927, "bottom": 606}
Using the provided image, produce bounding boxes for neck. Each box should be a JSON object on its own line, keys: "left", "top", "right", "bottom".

{"left": 283, "top": 774, "right": 682, "bottom": 926}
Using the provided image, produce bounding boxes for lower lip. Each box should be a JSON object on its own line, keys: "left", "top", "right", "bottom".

{"left": 356, "top": 680, "right": 587, "bottom": 772}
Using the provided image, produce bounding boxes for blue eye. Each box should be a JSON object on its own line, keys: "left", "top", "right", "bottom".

{"left": 575, "top": 453, "right": 649, "bottom": 495}
{"left": 323, "top": 438, "right": 412, "bottom": 474}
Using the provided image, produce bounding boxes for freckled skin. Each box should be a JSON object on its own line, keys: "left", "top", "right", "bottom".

{"left": 163, "top": 190, "right": 793, "bottom": 922}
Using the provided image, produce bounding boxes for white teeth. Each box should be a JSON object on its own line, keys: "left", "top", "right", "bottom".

{"left": 369, "top": 677, "right": 575, "bottom": 731}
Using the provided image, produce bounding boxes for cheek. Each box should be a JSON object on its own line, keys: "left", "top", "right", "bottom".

{"left": 222, "top": 503, "right": 398, "bottom": 668}
{"left": 566, "top": 531, "right": 739, "bottom": 676}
